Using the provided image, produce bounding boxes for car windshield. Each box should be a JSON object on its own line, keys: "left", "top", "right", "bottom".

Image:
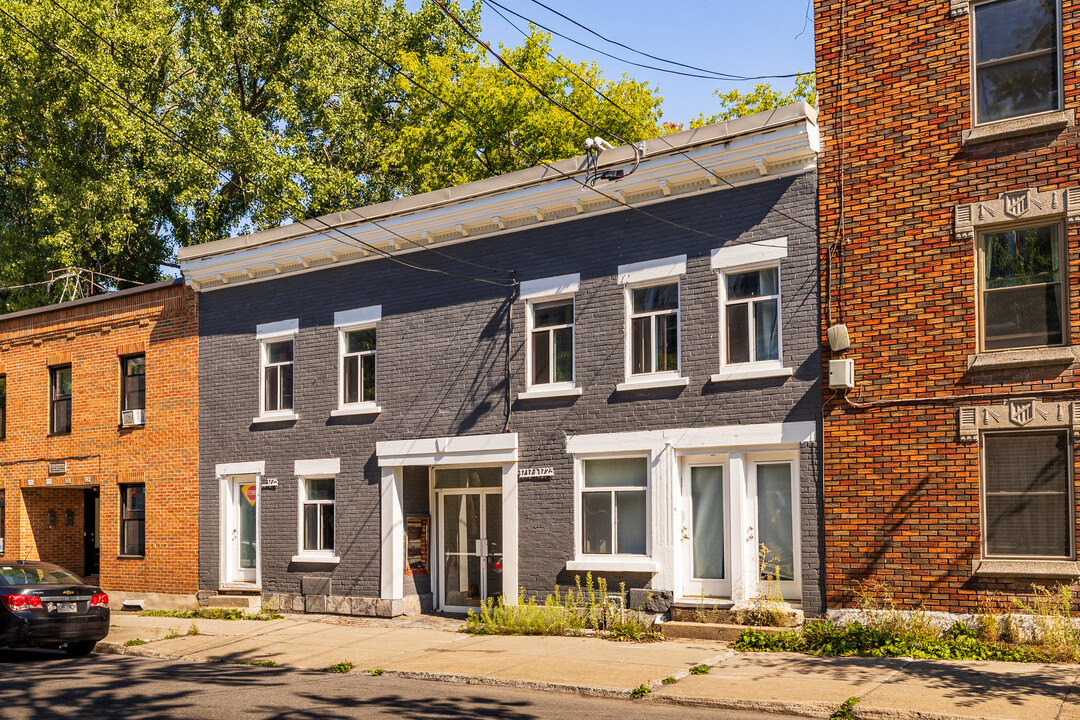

{"left": 0, "top": 565, "right": 85, "bottom": 587}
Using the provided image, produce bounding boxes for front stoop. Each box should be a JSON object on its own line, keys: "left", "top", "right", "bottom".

{"left": 204, "top": 585, "right": 263, "bottom": 611}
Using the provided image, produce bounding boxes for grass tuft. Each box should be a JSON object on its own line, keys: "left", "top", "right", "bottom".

{"left": 689, "top": 664, "right": 710, "bottom": 675}
{"left": 629, "top": 684, "right": 650, "bottom": 699}
{"left": 124, "top": 638, "right": 147, "bottom": 647}
{"left": 327, "top": 661, "right": 354, "bottom": 674}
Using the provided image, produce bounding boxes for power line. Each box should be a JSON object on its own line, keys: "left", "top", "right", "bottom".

{"left": 520, "top": 0, "right": 806, "bottom": 81}
{"left": 2, "top": 5, "right": 515, "bottom": 289}
{"left": 452, "top": 0, "right": 819, "bottom": 236}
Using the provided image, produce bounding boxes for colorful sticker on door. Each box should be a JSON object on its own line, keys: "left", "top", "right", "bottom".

{"left": 242, "top": 484, "right": 256, "bottom": 506}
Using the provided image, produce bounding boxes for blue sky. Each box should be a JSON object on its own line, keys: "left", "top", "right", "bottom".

{"left": 410, "top": 0, "right": 816, "bottom": 126}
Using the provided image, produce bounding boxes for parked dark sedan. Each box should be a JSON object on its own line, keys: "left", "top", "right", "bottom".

{"left": 0, "top": 561, "right": 109, "bottom": 656}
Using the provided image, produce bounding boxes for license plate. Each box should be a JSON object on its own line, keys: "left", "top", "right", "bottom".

{"left": 57, "top": 602, "right": 77, "bottom": 614}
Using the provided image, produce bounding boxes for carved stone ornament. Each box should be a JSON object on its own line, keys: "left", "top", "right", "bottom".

{"left": 958, "top": 399, "right": 1075, "bottom": 442}
{"left": 954, "top": 187, "right": 1080, "bottom": 241}
{"left": 949, "top": 0, "right": 968, "bottom": 17}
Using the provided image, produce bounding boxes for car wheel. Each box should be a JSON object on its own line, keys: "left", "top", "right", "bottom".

{"left": 64, "top": 641, "right": 96, "bottom": 657}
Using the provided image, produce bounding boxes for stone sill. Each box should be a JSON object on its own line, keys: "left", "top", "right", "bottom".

{"left": 116, "top": 555, "right": 145, "bottom": 560}
{"left": 710, "top": 364, "right": 793, "bottom": 384}
{"left": 291, "top": 555, "right": 341, "bottom": 565}
{"left": 971, "top": 558, "right": 1080, "bottom": 578}
{"left": 962, "top": 109, "right": 1074, "bottom": 146}
{"left": 615, "top": 376, "right": 690, "bottom": 393}
{"left": 566, "top": 558, "right": 659, "bottom": 573}
{"left": 329, "top": 405, "right": 382, "bottom": 418}
{"left": 966, "top": 346, "right": 1076, "bottom": 371}
{"left": 251, "top": 412, "right": 299, "bottom": 425}
{"left": 517, "top": 386, "right": 583, "bottom": 401}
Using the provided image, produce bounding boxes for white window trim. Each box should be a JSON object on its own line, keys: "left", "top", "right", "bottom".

{"left": 571, "top": 452, "right": 654, "bottom": 567}
{"left": 257, "top": 323, "right": 298, "bottom": 421}
{"left": 715, "top": 262, "right": 786, "bottom": 376}
{"left": 294, "top": 471, "right": 340, "bottom": 564}
{"left": 969, "top": 0, "right": 1063, "bottom": 129}
{"left": 519, "top": 273, "right": 580, "bottom": 301}
{"left": 336, "top": 317, "right": 381, "bottom": 416}
{"left": 523, "top": 293, "right": 578, "bottom": 397}
{"left": 621, "top": 278, "right": 684, "bottom": 387}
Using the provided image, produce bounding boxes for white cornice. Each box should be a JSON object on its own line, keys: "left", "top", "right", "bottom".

{"left": 181, "top": 105, "right": 818, "bottom": 291}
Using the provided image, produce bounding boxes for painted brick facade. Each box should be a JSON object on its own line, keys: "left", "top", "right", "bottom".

{"left": 195, "top": 170, "right": 825, "bottom": 613}
{"left": 816, "top": 0, "right": 1080, "bottom": 611}
{"left": 0, "top": 281, "right": 199, "bottom": 602}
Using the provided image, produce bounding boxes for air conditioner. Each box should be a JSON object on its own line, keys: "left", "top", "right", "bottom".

{"left": 121, "top": 409, "right": 145, "bottom": 427}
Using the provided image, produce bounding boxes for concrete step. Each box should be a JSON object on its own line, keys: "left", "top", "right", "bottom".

{"left": 661, "top": 621, "right": 792, "bottom": 642}
{"left": 205, "top": 595, "right": 262, "bottom": 610}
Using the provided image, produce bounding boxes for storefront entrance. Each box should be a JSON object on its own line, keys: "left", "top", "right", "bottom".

{"left": 434, "top": 468, "right": 502, "bottom": 613}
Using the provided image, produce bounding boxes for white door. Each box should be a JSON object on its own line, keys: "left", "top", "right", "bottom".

{"left": 681, "top": 463, "right": 730, "bottom": 598}
{"left": 226, "top": 477, "right": 259, "bottom": 583}
{"left": 438, "top": 489, "right": 502, "bottom": 612}
{"left": 753, "top": 461, "right": 800, "bottom": 600}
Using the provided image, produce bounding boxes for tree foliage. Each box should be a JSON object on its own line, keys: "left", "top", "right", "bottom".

{"left": 691, "top": 72, "right": 815, "bottom": 127}
{"left": 0, "top": 1, "right": 661, "bottom": 312}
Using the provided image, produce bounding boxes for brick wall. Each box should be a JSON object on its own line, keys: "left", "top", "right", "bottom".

{"left": 816, "top": 0, "right": 1080, "bottom": 610}
{"left": 0, "top": 282, "right": 199, "bottom": 596}
{"left": 198, "top": 173, "right": 825, "bottom": 611}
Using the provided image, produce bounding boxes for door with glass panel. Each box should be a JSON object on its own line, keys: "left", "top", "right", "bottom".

{"left": 682, "top": 464, "right": 729, "bottom": 598}
{"left": 755, "top": 463, "right": 799, "bottom": 600}
{"left": 434, "top": 467, "right": 503, "bottom": 612}
{"left": 228, "top": 477, "right": 258, "bottom": 583}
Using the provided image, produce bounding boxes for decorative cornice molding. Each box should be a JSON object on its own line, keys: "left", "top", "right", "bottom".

{"left": 957, "top": 399, "right": 1074, "bottom": 442}
{"left": 954, "top": 186, "right": 1078, "bottom": 240}
{"left": 949, "top": 0, "right": 969, "bottom": 17}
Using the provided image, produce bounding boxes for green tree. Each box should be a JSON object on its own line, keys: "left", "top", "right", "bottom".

{"left": 691, "top": 72, "right": 815, "bottom": 127}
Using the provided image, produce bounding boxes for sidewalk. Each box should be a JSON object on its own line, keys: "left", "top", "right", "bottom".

{"left": 99, "top": 613, "right": 1080, "bottom": 720}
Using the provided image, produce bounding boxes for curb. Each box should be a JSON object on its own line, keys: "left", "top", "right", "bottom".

{"left": 646, "top": 694, "right": 993, "bottom": 720}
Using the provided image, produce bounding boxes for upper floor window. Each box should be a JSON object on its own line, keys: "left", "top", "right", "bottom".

{"left": 979, "top": 222, "right": 1064, "bottom": 350}
{"left": 724, "top": 267, "right": 780, "bottom": 365}
{"left": 630, "top": 283, "right": 680, "bottom": 376}
{"left": 121, "top": 355, "right": 145, "bottom": 426}
{"left": 530, "top": 298, "right": 575, "bottom": 387}
{"left": 262, "top": 339, "right": 294, "bottom": 413}
{"left": 973, "top": 0, "right": 1060, "bottom": 124}
{"left": 255, "top": 318, "right": 299, "bottom": 420}
{"left": 333, "top": 305, "right": 382, "bottom": 416}
{"left": 50, "top": 365, "right": 71, "bottom": 435}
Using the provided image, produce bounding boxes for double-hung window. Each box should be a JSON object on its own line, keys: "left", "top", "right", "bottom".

{"left": 982, "top": 430, "right": 1071, "bottom": 558}
{"left": 333, "top": 305, "right": 382, "bottom": 416}
{"left": 580, "top": 457, "right": 647, "bottom": 556}
{"left": 519, "top": 274, "right": 581, "bottom": 400}
{"left": 255, "top": 319, "right": 298, "bottom": 421}
{"left": 50, "top": 365, "right": 71, "bottom": 435}
{"left": 617, "top": 256, "right": 686, "bottom": 390}
{"left": 301, "top": 478, "right": 335, "bottom": 555}
{"left": 973, "top": 0, "right": 1060, "bottom": 125}
{"left": 120, "top": 354, "right": 145, "bottom": 425}
{"left": 120, "top": 484, "right": 145, "bottom": 557}
{"left": 978, "top": 222, "right": 1064, "bottom": 350}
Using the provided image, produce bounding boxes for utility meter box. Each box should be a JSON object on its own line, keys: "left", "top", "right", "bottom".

{"left": 828, "top": 358, "right": 855, "bottom": 389}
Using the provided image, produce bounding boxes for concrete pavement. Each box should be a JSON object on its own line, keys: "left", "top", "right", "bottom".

{"left": 99, "top": 612, "right": 1080, "bottom": 719}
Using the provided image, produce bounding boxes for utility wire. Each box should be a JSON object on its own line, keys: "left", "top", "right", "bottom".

{"left": 522, "top": 0, "right": 805, "bottom": 81}
{"left": 470, "top": 0, "right": 820, "bottom": 236}
{"left": 2, "top": 5, "right": 515, "bottom": 288}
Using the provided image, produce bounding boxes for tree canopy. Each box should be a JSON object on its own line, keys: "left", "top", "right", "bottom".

{"left": 691, "top": 73, "right": 815, "bottom": 127}
{"left": 0, "top": 0, "right": 663, "bottom": 312}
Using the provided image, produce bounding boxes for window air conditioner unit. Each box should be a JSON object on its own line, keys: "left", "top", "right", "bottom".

{"left": 121, "top": 409, "right": 145, "bottom": 426}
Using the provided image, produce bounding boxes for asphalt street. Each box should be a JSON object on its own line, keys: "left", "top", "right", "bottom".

{"left": 0, "top": 649, "right": 801, "bottom": 719}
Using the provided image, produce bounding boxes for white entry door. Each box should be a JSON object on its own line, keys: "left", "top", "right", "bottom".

{"left": 681, "top": 463, "right": 730, "bottom": 598}
{"left": 438, "top": 489, "right": 502, "bottom": 612}
{"left": 226, "top": 477, "right": 259, "bottom": 584}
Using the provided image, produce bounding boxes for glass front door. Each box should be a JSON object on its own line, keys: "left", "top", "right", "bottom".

{"left": 229, "top": 478, "right": 258, "bottom": 583}
{"left": 439, "top": 489, "right": 502, "bottom": 611}
{"left": 683, "top": 464, "right": 729, "bottom": 598}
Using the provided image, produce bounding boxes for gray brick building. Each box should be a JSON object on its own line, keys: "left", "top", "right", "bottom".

{"left": 179, "top": 103, "right": 824, "bottom": 617}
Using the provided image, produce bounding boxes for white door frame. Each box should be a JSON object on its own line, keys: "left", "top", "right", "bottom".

{"left": 216, "top": 462, "right": 264, "bottom": 588}
{"left": 435, "top": 487, "right": 503, "bottom": 613}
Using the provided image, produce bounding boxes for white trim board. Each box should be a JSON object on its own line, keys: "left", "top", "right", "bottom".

{"left": 295, "top": 458, "right": 341, "bottom": 476}
{"left": 334, "top": 305, "right": 382, "bottom": 328}
{"left": 566, "top": 421, "right": 816, "bottom": 455}
{"left": 519, "top": 273, "right": 580, "bottom": 300}
{"left": 711, "top": 237, "right": 788, "bottom": 270}
{"left": 618, "top": 255, "right": 687, "bottom": 285}
{"left": 377, "top": 433, "right": 519, "bottom": 467}
{"left": 216, "top": 461, "right": 265, "bottom": 477}
{"left": 256, "top": 319, "right": 298, "bottom": 339}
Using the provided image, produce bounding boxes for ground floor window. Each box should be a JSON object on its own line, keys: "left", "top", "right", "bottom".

{"left": 120, "top": 484, "right": 145, "bottom": 556}
{"left": 983, "top": 430, "right": 1072, "bottom": 558}
{"left": 301, "top": 478, "right": 335, "bottom": 554}
{"left": 581, "top": 457, "right": 647, "bottom": 555}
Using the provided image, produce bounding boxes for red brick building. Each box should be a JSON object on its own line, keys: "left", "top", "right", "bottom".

{"left": 0, "top": 280, "right": 199, "bottom": 608}
{"left": 816, "top": 0, "right": 1080, "bottom": 612}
